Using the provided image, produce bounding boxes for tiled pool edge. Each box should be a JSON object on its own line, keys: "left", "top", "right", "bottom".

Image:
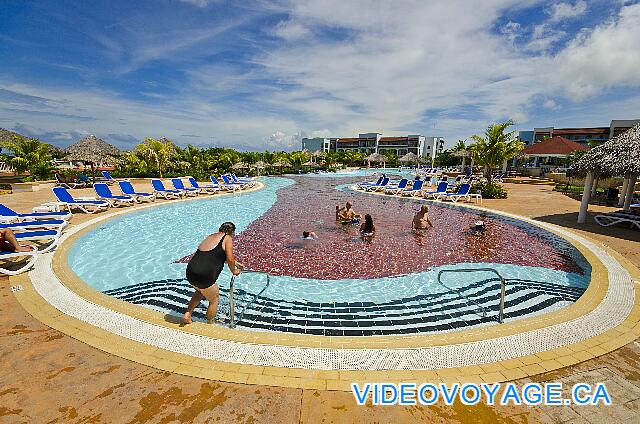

{"left": 12, "top": 184, "right": 640, "bottom": 391}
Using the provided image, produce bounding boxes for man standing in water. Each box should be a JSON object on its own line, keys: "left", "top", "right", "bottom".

{"left": 412, "top": 205, "right": 433, "bottom": 230}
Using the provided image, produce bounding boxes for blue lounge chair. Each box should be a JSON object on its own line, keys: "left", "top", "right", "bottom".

{"left": 118, "top": 181, "right": 156, "bottom": 203}
{"left": 437, "top": 183, "right": 482, "bottom": 203}
{"left": 401, "top": 179, "right": 424, "bottom": 196}
{"left": 94, "top": 183, "right": 135, "bottom": 207}
{"left": 358, "top": 176, "right": 383, "bottom": 189}
{"left": 0, "top": 250, "right": 38, "bottom": 275}
{"left": 421, "top": 181, "right": 449, "bottom": 199}
{"left": 151, "top": 179, "right": 184, "bottom": 199}
{"left": 221, "top": 175, "right": 247, "bottom": 189}
{"left": 52, "top": 187, "right": 110, "bottom": 214}
{"left": 13, "top": 229, "right": 62, "bottom": 253}
{"left": 171, "top": 178, "right": 199, "bottom": 196}
{"left": 0, "top": 219, "right": 68, "bottom": 232}
{"left": 385, "top": 178, "right": 409, "bottom": 195}
{"left": 0, "top": 203, "right": 72, "bottom": 222}
{"left": 366, "top": 177, "right": 389, "bottom": 192}
{"left": 210, "top": 176, "right": 237, "bottom": 191}
{"left": 101, "top": 170, "right": 130, "bottom": 185}
{"left": 187, "top": 177, "right": 218, "bottom": 194}
{"left": 231, "top": 173, "right": 254, "bottom": 185}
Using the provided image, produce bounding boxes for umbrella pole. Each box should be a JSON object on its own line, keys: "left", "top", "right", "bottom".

{"left": 618, "top": 177, "right": 629, "bottom": 207}
{"left": 578, "top": 171, "right": 594, "bottom": 223}
{"left": 623, "top": 174, "right": 638, "bottom": 211}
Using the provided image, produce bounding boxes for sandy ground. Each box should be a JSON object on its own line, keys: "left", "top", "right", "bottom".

{"left": 1, "top": 178, "right": 639, "bottom": 423}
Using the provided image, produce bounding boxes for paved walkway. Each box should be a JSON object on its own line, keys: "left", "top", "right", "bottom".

{"left": 1, "top": 180, "right": 639, "bottom": 423}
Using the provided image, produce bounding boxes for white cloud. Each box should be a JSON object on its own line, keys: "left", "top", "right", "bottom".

{"left": 525, "top": 24, "right": 566, "bottom": 52}
{"left": 548, "top": 1, "right": 587, "bottom": 23}
{"left": 179, "top": 0, "right": 220, "bottom": 7}
{"left": 273, "top": 20, "right": 312, "bottom": 41}
{"left": 501, "top": 21, "right": 521, "bottom": 43}
{"left": 265, "top": 131, "right": 304, "bottom": 149}
{"left": 555, "top": 3, "right": 640, "bottom": 99}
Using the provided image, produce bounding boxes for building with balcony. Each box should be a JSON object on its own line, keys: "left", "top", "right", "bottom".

{"left": 519, "top": 119, "right": 640, "bottom": 146}
{"left": 302, "top": 133, "right": 440, "bottom": 157}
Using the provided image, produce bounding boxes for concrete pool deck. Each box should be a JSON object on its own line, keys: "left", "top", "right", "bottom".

{"left": 2, "top": 178, "right": 640, "bottom": 422}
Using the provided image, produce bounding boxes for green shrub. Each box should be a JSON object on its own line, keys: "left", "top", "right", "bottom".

{"left": 471, "top": 181, "right": 508, "bottom": 199}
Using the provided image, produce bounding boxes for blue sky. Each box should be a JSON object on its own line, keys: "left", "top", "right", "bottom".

{"left": 1, "top": 0, "right": 639, "bottom": 151}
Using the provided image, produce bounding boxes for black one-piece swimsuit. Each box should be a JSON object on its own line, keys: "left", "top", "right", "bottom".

{"left": 186, "top": 235, "right": 226, "bottom": 289}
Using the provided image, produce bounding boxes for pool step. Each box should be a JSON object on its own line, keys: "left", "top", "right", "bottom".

{"left": 105, "top": 277, "right": 585, "bottom": 336}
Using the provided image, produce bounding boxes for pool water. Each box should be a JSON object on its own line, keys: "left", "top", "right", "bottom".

{"left": 69, "top": 176, "right": 591, "bottom": 336}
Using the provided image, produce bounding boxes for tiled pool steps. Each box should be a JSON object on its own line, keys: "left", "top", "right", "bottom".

{"left": 105, "top": 277, "right": 585, "bottom": 336}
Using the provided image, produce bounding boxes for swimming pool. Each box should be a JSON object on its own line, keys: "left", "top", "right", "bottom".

{"left": 68, "top": 176, "right": 591, "bottom": 336}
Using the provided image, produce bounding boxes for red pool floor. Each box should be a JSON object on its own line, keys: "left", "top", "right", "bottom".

{"left": 179, "top": 176, "right": 585, "bottom": 280}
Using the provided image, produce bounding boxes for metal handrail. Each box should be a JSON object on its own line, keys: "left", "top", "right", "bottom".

{"left": 437, "top": 268, "right": 507, "bottom": 323}
{"left": 228, "top": 269, "right": 271, "bottom": 328}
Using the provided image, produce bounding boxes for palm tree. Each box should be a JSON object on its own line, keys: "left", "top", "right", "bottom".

{"left": 1, "top": 135, "right": 52, "bottom": 179}
{"left": 289, "top": 151, "right": 309, "bottom": 172}
{"left": 469, "top": 120, "right": 524, "bottom": 179}
{"left": 135, "top": 137, "right": 177, "bottom": 178}
{"left": 451, "top": 139, "right": 467, "bottom": 152}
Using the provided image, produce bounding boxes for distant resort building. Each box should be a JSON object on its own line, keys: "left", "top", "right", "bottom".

{"left": 301, "top": 133, "right": 444, "bottom": 160}
{"left": 518, "top": 119, "right": 640, "bottom": 146}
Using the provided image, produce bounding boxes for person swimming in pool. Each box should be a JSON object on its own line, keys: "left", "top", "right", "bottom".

{"left": 301, "top": 230, "right": 318, "bottom": 240}
{"left": 360, "top": 214, "right": 375, "bottom": 238}
{"left": 412, "top": 205, "right": 433, "bottom": 230}
{"left": 182, "top": 221, "right": 243, "bottom": 325}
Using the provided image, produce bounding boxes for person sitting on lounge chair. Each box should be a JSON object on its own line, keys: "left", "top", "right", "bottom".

{"left": 1, "top": 228, "right": 34, "bottom": 252}
{"left": 412, "top": 205, "right": 433, "bottom": 230}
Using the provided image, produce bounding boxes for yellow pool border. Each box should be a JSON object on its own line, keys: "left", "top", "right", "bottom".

{"left": 10, "top": 178, "right": 640, "bottom": 391}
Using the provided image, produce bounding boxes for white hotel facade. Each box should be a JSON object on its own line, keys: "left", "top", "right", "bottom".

{"left": 301, "top": 133, "right": 444, "bottom": 161}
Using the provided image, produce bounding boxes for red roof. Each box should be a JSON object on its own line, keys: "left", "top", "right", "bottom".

{"left": 522, "top": 136, "right": 590, "bottom": 155}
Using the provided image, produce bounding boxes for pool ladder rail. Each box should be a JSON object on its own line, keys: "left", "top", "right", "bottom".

{"left": 437, "top": 268, "right": 507, "bottom": 324}
{"left": 228, "top": 267, "right": 507, "bottom": 329}
{"left": 228, "top": 269, "right": 271, "bottom": 328}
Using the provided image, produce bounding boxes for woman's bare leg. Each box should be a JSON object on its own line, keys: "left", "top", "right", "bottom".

{"left": 199, "top": 284, "right": 220, "bottom": 323}
{"left": 182, "top": 289, "right": 204, "bottom": 325}
{"left": 1, "top": 229, "right": 33, "bottom": 252}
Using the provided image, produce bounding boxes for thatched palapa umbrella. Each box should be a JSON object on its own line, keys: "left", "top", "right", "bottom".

{"left": 64, "top": 135, "right": 120, "bottom": 181}
{"left": 453, "top": 149, "right": 472, "bottom": 169}
{"left": 365, "top": 152, "right": 387, "bottom": 168}
{"left": 272, "top": 159, "right": 290, "bottom": 174}
{"left": 574, "top": 123, "right": 640, "bottom": 222}
{"left": 231, "top": 161, "right": 248, "bottom": 170}
{"left": 399, "top": 152, "right": 419, "bottom": 166}
{"left": 254, "top": 160, "right": 267, "bottom": 176}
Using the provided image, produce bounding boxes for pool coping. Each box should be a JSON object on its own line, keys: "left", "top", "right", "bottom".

{"left": 11, "top": 177, "right": 640, "bottom": 391}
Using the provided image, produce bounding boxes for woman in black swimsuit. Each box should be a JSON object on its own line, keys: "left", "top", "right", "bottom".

{"left": 182, "top": 222, "right": 243, "bottom": 325}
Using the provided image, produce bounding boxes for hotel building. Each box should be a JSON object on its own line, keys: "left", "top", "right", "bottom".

{"left": 518, "top": 119, "right": 640, "bottom": 146}
{"left": 301, "top": 133, "right": 444, "bottom": 159}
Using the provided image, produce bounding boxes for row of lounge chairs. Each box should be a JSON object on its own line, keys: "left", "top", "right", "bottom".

{"left": 48, "top": 175, "right": 256, "bottom": 213}
{"left": 357, "top": 177, "right": 482, "bottom": 203}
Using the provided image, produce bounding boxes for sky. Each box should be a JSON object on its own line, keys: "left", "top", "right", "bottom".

{"left": 1, "top": 0, "right": 639, "bottom": 151}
